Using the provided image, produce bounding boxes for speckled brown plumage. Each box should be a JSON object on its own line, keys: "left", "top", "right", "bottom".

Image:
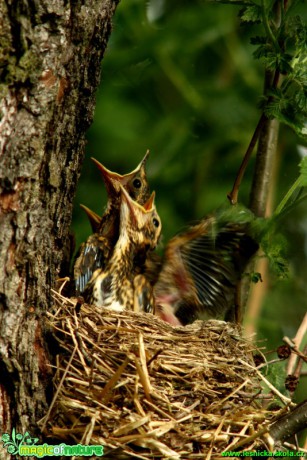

{"left": 84, "top": 186, "right": 161, "bottom": 312}
{"left": 74, "top": 152, "right": 151, "bottom": 295}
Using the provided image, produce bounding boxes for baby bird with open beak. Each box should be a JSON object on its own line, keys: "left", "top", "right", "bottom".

{"left": 84, "top": 185, "right": 161, "bottom": 313}
{"left": 74, "top": 151, "right": 151, "bottom": 295}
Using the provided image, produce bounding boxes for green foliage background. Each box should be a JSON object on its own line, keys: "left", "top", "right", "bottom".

{"left": 73, "top": 0, "right": 306, "bottom": 386}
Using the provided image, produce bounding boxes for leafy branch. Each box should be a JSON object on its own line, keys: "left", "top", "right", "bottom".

{"left": 224, "top": 0, "right": 307, "bottom": 205}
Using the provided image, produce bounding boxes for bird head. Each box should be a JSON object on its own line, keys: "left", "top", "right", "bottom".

{"left": 119, "top": 185, "right": 161, "bottom": 250}
{"left": 91, "top": 150, "right": 150, "bottom": 205}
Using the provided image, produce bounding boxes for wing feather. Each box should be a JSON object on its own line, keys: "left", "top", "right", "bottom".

{"left": 74, "top": 234, "right": 111, "bottom": 295}
{"left": 178, "top": 222, "right": 258, "bottom": 313}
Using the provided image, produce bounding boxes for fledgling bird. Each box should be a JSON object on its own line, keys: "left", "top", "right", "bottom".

{"left": 74, "top": 151, "right": 151, "bottom": 295}
{"left": 154, "top": 212, "right": 259, "bottom": 326}
{"left": 91, "top": 149, "right": 151, "bottom": 241}
{"left": 84, "top": 186, "right": 161, "bottom": 313}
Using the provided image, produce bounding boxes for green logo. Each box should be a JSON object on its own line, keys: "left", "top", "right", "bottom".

{"left": 1, "top": 429, "right": 39, "bottom": 455}
{"left": 1, "top": 430, "right": 104, "bottom": 457}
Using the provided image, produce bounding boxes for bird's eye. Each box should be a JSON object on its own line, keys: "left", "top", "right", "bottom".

{"left": 153, "top": 218, "right": 160, "bottom": 228}
{"left": 133, "top": 178, "right": 142, "bottom": 189}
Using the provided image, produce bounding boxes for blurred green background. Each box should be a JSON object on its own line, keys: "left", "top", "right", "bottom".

{"left": 72, "top": 0, "right": 306, "bottom": 394}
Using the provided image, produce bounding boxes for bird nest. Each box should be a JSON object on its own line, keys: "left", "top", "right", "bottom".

{"left": 43, "top": 291, "right": 286, "bottom": 459}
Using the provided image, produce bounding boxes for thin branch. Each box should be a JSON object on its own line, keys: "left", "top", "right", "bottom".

{"left": 227, "top": 402, "right": 307, "bottom": 452}
{"left": 237, "top": 70, "right": 281, "bottom": 321}
{"left": 269, "top": 400, "right": 307, "bottom": 443}
{"left": 227, "top": 70, "right": 281, "bottom": 207}
{"left": 261, "top": 0, "right": 280, "bottom": 52}
{"left": 249, "top": 115, "right": 280, "bottom": 217}
{"left": 227, "top": 114, "right": 266, "bottom": 205}
{"left": 284, "top": 337, "right": 307, "bottom": 365}
{"left": 286, "top": 313, "right": 307, "bottom": 375}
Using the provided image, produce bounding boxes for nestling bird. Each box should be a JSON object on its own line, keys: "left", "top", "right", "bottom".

{"left": 91, "top": 149, "right": 151, "bottom": 241}
{"left": 154, "top": 210, "right": 259, "bottom": 326}
{"left": 74, "top": 151, "right": 151, "bottom": 295}
{"left": 84, "top": 185, "right": 161, "bottom": 312}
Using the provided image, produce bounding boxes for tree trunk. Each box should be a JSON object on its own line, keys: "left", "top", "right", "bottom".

{"left": 0, "top": 0, "right": 119, "bottom": 455}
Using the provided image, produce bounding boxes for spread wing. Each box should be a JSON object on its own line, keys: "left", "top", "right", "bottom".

{"left": 155, "top": 219, "right": 259, "bottom": 325}
{"left": 179, "top": 222, "right": 259, "bottom": 315}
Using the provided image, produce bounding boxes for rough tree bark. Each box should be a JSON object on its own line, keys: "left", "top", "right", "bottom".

{"left": 0, "top": 0, "right": 119, "bottom": 455}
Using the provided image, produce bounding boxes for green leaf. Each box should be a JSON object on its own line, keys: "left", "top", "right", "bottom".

{"left": 261, "top": 231, "right": 290, "bottom": 279}
{"left": 294, "top": 90, "right": 307, "bottom": 112}
{"left": 273, "top": 111, "right": 306, "bottom": 138}
{"left": 262, "top": 91, "right": 287, "bottom": 118}
{"left": 253, "top": 43, "right": 272, "bottom": 60}
{"left": 278, "top": 54, "right": 294, "bottom": 74}
{"left": 286, "top": 15, "right": 307, "bottom": 47}
{"left": 239, "top": 5, "right": 262, "bottom": 23}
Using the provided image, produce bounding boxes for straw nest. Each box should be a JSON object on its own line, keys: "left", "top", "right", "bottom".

{"left": 44, "top": 291, "right": 287, "bottom": 459}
